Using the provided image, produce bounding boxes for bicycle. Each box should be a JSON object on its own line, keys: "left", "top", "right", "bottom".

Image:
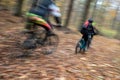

{"left": 75, "top": 33, "right": 93, "bottom": 54}
{"left": 16, "top": 21, "right": 59, "bottom": 56}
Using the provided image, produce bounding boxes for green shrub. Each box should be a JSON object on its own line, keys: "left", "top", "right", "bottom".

{"left": 98, "top": 27, "right": 117, "bottom": 38}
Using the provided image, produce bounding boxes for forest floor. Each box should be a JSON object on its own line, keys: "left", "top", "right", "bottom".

{"left": 0, "top": 11, "right": 120, "bottom": 80}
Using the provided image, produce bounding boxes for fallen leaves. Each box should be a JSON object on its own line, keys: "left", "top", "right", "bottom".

{"left": 0, "top": 11, "right": 120, "bottom": 80}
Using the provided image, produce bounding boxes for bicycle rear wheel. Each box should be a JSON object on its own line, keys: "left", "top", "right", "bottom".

{"left": 40, "top": 34, "right": 59, "bottom": 54}
{"left": 75, "top": 38, "right": 87, "bottom": 54}
{"left": 16, "top": 25, "right": 44, "bottom": 56}
{"left": 11, "top": 32, "right": 35, "bottom": 57}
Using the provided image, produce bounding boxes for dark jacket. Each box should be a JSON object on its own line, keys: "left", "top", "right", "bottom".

{"left": 80, "top": 22, "right": 95, "bottom": 35}
{"left": 29, "top": 0, "right": 54, "bottom": 19}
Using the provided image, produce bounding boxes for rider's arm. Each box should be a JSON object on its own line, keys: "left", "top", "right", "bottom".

{"left": 49, "top": 4, "right": 61, "bottom": 17}
{"left": 48, "top": 4, "right": 62, "bottom": 25}
{"left": 54, "top": 16, "right": 61, "bottom": 24}
{"left": 93, "top": 26, "right": 99, "bottom": 35}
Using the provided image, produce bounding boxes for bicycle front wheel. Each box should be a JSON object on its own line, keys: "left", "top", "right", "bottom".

{"left": 75, "top": 41, "right": 81, "bottom": 54}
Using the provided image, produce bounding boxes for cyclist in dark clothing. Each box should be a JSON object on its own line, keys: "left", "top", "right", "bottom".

{"left": 80, "top": 18, "right": 97, "bottom": 48}
{"left": 25, "top": 0, "right": 62, "bottom": 33}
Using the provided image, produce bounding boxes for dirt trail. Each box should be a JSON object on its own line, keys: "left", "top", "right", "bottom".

{"left": 0, "top": 11, "right": 120, "bottom": 80}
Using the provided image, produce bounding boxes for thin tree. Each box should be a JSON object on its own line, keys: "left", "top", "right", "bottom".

{"left": 114, "top": 2, "right": 120, "bottom": 39}
{"left": 115, "top": 22, "right": 120, "bottom": 39}
{"left": 79, "top": 0, "right": 93, "bottom": 29}
{"left": 91, "top": 0, "right": 98, "bottom": 18}
{"left": 111, "top": 3, "right": 120, "bottom": 29}
{"left": 0, "top": 0, "right": 2, "bottom": 7}
{"left": 96, "top": 0, "right": 105, "bottom": 26}
{"left": 64, "top": 0, "right": 74, "bottom": 28}
{"left": 14, "top": 0, "right": 24, "bottom": 16}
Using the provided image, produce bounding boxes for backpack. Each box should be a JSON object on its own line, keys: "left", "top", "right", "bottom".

{"left": 80, "top": 20, "right": 94, "bottom": 34}
{"left": 80, "top": 21, "right": 89, "bottom": 34}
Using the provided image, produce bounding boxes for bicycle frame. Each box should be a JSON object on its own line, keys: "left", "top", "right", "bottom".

{"left": 75, "top": 33, "right": 93, "bottom": 54}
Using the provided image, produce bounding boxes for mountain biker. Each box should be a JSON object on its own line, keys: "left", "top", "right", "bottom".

{"left": 24, "top": 0, "right": 62, "bottom": 34}
{"left": 80, "top": 18, "right": 97, "bottom": 48}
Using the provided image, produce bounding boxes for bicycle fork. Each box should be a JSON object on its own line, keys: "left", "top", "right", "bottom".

{"left": 79, "top": 39, "right": 86, "bottom": 49}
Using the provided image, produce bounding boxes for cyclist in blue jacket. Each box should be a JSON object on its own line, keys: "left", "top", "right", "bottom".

{"left": 80, "top": 18, "right": 97, "bottom": 48}
{"left": 25, "top": 0, "right": 62, "bottom": 34}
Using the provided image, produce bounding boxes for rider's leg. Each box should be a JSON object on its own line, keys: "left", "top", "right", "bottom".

{"left": 26, "top": 12, "right": 53, "bottom": 35}
{"left": 45, "top": 20, "right": 55, "bottom": 35}
{"left": 41, "top": 24, "right": 54, "bottom": 35}
{"left": 24, "top": 19, "right": 35, "bottom": 33}
{"left": 35, "top": 17, "right": 54, "bottom": 35}
{"left": 83, "top": 33, "right": 88, "bottom": 48}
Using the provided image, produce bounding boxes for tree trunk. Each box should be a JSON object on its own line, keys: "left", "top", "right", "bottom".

{"left": 64, "top": 0, "right": 74, "bottom": 28}
{"left": 79, "top": 0, "right": 93, "bottom": 28}
{"left": 115, "top": 3, "right": 120, "bottom": 39}
{"left": 111, "top": 3, "right": 120, "bottom": 29}
{"left": 91, "top": 0, "right": 98, "bottom": 18}
{"left": 14, "top": 0, "right": 24, "bottom": 16}
{"left": 0, "top": 0, "right": 2, "bottom": 3}
{"left": 115, "top": 22, "right": 120, "bottom": 39}
{"left": 0, "top": 0, "right": 2, "bottom": 7}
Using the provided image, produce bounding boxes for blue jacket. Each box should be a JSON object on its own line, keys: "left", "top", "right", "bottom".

{"left": 29, "top": 0, "right": 54, "bottom": 19}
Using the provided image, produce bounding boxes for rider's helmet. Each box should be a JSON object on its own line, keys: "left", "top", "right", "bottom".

{"left": 88, "top": 18, "right": 93, "bottom": 23}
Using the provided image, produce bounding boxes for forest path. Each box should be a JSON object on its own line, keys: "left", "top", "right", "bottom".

{"left": 0, "top": 11, "right": 120, "bottom": 80}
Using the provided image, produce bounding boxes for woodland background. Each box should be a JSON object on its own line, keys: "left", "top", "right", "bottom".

{"left": 0, "top": 0, "right": 120, "bottom": 39}
{"left": 0, "top": 0, "right": 120, "bottom": 80}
